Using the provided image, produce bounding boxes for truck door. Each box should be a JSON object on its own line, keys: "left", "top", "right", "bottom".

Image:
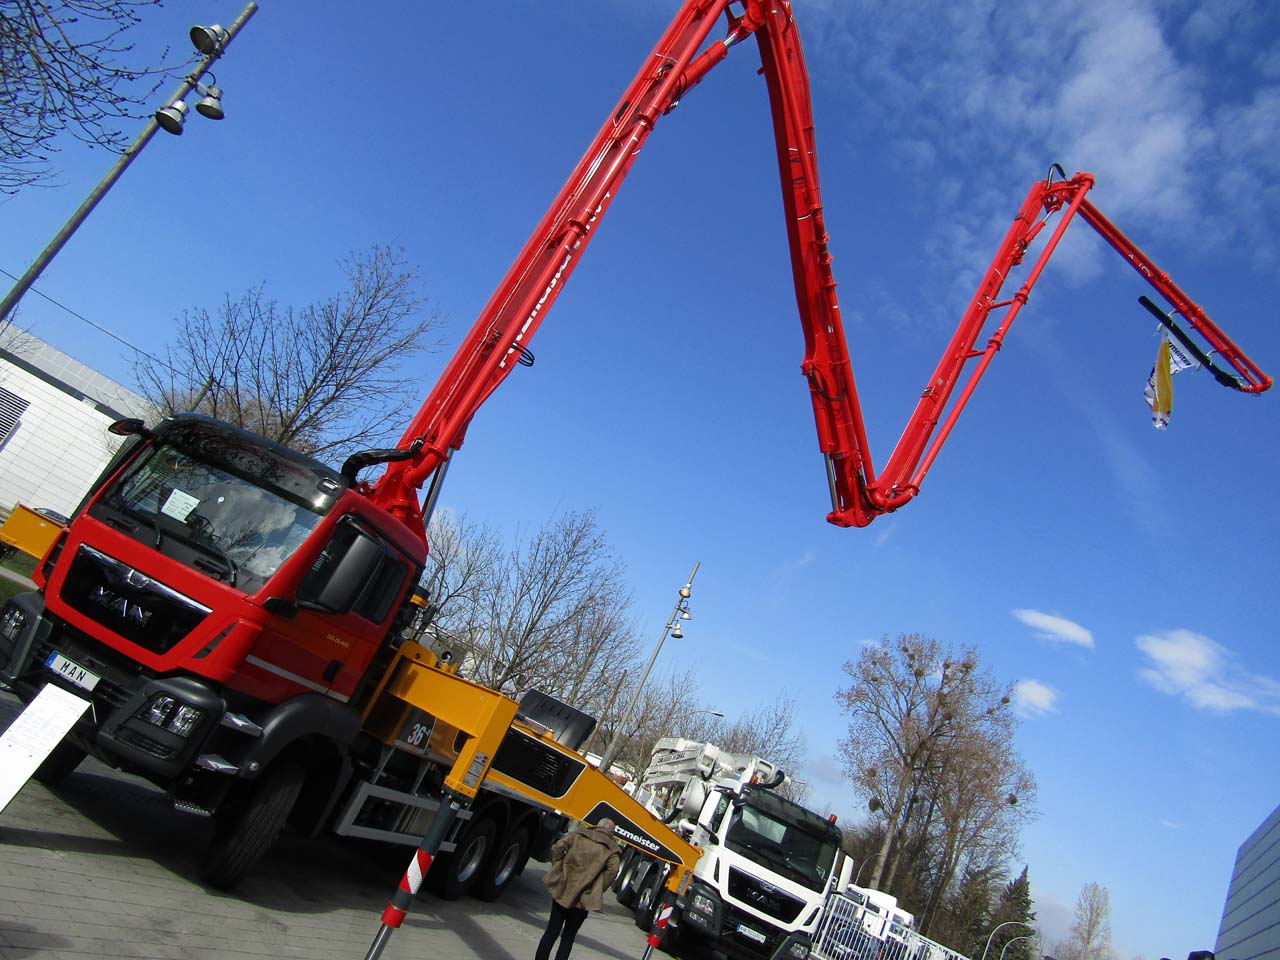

{"left": 245, "top": 516, "right": 412, "bottom": 703}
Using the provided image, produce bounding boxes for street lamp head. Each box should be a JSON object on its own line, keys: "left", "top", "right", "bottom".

{"left": 679, "top": 584, "right": 692, "bottom": 599}
{"left": 195, "top": 85, "right": 225, "bottom": 120}
{"left": 190, "top": 23, "right": 230, "bottom": 55}
{"left": 671, "top": 622, "right": 684, "bottom": 639}
{"left": 155, "top": 100, "right": 189, "bottom": 135}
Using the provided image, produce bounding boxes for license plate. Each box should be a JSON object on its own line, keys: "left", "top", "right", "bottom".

{"left": 45, "top": 651, "right": 100, "bottom": 692}
{"left": 736, "top": 924, "right": 767, "bottom": 944}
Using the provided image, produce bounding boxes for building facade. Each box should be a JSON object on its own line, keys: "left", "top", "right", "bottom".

{"left": 1216, "top": 803, "right": 1280, "bottom": 960}
{"left": 0, "top": 327, "right": 147, "bottom": 517}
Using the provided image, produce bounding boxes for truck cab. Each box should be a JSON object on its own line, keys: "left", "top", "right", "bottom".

{"left": 618, "top": 738, "right": 843, "bottom": 960}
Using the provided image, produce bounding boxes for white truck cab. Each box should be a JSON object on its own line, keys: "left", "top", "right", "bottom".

{"left": 616, "top": 739, "right": 844, "bottom": 960}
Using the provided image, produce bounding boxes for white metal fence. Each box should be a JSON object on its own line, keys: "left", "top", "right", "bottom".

{"left": 811, "top": 893, "right": 970, "bottom": 960}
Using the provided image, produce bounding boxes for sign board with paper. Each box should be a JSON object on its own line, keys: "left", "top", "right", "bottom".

{"left": 0, "top": 684, "right": 91, "bottom": 814}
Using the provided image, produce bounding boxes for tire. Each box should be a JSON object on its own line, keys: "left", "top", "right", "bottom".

{"left": 634, "top": 873, "right": 662, "bottom": 931}
{"left": 201, "top": 760, "right": 304, "bottom": 891}
{"left": 473, "top": 825, "right": 529, "bottom": 901}
{"left": 32, "top": 738, "right": 87, "bottom": 787}
{"left": 430, "top": 816, "right": 497, "bottom": 900}
{"left": 614, "top": 852, "right": 640, "bottom": 907}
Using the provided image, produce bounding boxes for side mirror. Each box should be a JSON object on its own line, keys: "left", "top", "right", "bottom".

{"left": 298, "top": 522, "right": 386, "bottom": 613}
{"left": 108, "top": 418, "right": 152, "bottom": 438}
{"left": 697, "top": 789, "right": 724, "bottom": 836}
{"left": 263, "top": 596, "right": 299, "bottom": 619}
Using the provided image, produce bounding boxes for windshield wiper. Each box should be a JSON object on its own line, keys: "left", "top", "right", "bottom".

{"left": 192, "top": 538, "right": 238, "bottom": 587}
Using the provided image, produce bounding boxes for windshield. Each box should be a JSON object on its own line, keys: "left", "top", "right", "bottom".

{"left": 724, "top": 796, "right": 840, "bottom": 892}
{"left": 100, "top": 440, "right": 329, "bottom": 593}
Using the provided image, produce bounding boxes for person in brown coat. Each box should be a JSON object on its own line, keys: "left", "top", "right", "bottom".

{"left": 535, "top": 818, "right": 622, "bottom": 960}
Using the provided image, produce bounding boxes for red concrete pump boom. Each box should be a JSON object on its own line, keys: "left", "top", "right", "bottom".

{"left": 369, "top": 0, "right": 1270, "bottom": 535}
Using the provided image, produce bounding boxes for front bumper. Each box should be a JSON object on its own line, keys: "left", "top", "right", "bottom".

{"left": 0, "top": 593, "right": 224, "bottom": 783}
{"left": 678, "top": 881, "right": 812, "bottom": 960}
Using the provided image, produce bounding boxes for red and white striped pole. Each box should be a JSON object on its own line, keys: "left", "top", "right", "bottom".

{"left": 640, "top": 899, "right": 675, "bottom": 960}
{"left": 364, "top": 791, "right": 466, "bottom": 960}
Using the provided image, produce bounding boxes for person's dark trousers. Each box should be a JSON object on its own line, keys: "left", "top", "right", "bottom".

{"left": 536, "top": 899, "right": 589, "bottom": 960}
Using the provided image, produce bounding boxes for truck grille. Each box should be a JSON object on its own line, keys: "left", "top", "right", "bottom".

{"left": 59, "top": 544, "right": 210, "bottom": 654}
{"left": 728, "top": 867, "right": 805, "bottom": 923}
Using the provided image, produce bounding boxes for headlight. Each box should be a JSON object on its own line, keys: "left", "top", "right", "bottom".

{"left": 787, "top": 940, "right": 810, "bottom": 959}
{"left": 691, "top": 893, "right": 716, "bottom": 915}
{"left": 138, "top": 694, "right": 204, "bottom": 738}
{"left": 0, "top": 605, "right": 26, "bottom": 641}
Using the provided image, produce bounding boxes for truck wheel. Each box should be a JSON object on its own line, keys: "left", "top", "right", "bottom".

{"left": 201, "top": 760, "right": 304, "bottom": 890}
{"left": 634, "top": 874, "right": 662, "bottom": 931}
{"left": 430, "top": 816, "right": 496, "bottom": 900}
{"left": 33, "top": 738, "right": 87, "bottom": 787}
{"left": 613, "top": 849, "right": 633, "bottom": 893}
{"left": 473, "top": 825, "right": 529, "bottom": 901}
{"left": 614, "top": 852, "right": 639, "bottom": 907}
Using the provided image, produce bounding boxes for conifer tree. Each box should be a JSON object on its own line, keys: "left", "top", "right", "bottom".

{"left": 989, "top": 866, "right": 1037, "bottom": 960}
{"left": 934, "top": 864, "right": 996, "bottom": 955}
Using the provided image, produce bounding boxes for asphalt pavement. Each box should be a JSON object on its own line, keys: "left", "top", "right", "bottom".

{"left": 0, "top": 692, "right": 658, "bottom": 960}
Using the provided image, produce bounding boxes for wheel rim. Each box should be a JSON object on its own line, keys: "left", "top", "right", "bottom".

{"left": 638, "top": 882, "right": 654, "bottom": 916}
{"left": 492, "top": 839, "right": 522, "bottom": 887}
{"left": 457, "top": 833, "right": 489, "bottom": 884}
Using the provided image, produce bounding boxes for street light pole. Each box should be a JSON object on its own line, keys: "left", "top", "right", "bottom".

{"left": 671, "top": 707, "right": 724, "bottom": 729}
{"left": 851, "top": 857, "right": 871, "bottom": 888}
{"left": 998, "top": 935, "right": 1040, "bottom": 960}
{"left": 0, "top": 1, "right": 259, "bottom": 333}
{"left": 597, "top": 561, "right": 700, "bottom": 773}
{"left": 580, "top": 669, "right": 628, "bottom": 757}
{"left": 981, "top": 921, "right": 1036, "bottom": 960}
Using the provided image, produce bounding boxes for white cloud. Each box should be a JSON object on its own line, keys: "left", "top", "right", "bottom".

{"left": 1012, "top": 609, "right": 1095, "bottom": 648}
{"left": 799, "top": 0, "right": 1280, "bottom": 269}
{"left": 1012, "top": 678, "right": 1059, "bottom": 718}
{"left": 1136, "top": 629, "right": 1280, "bottom": 716}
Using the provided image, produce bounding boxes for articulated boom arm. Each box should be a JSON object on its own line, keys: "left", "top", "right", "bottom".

{"left": 370, "top": 0, "right": 1270, "bottom": 535}
{"left": 856, "top": 169, "right": 1272, "bottom": 523}
{"left": 371, "top": 0, "right": 756, "bottom": 531}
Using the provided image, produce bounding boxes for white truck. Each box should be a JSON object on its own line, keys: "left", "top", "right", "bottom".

{"left": 613, "top": 738, "right": 845, "bottom": 960}
{"left": 837, "top": 878, "right": 916, "bottom": 943}
{"left": 811, "top": 866, "right": 943, "bottom": 960}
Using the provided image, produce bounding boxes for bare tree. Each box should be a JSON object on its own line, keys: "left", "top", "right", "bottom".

{"left": 134, "top": 244, "right": 442, "bottom": 459}
{"left": 834, "top": 633, "right": 1034, "bottom": 906}
{"left": 0, "top": 0, "right": 172, "bottom": 192}
{"left": 425, "top": 510, "right": 641, "bottom": 715}
{"left": 409, "top": 509, "right": 501, "bottom": 649}
{"left": 1055, "top": 882, "right": 1114, "bottom": 960}
{"left": 600, "top": 668, "right": 707, "bottom": 778}
{"left": 695, "top": 694, "right": 810, "bottom": 801}
{"left": 416, "top": 511, "right": 805, "bottom": 791}
{"left": 910, "top": 724, "right": 1035, "bottom": 934}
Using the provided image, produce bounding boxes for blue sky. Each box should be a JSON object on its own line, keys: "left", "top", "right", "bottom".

{"left": 2, "top": 1, "right": 1278, "bottom": 955}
